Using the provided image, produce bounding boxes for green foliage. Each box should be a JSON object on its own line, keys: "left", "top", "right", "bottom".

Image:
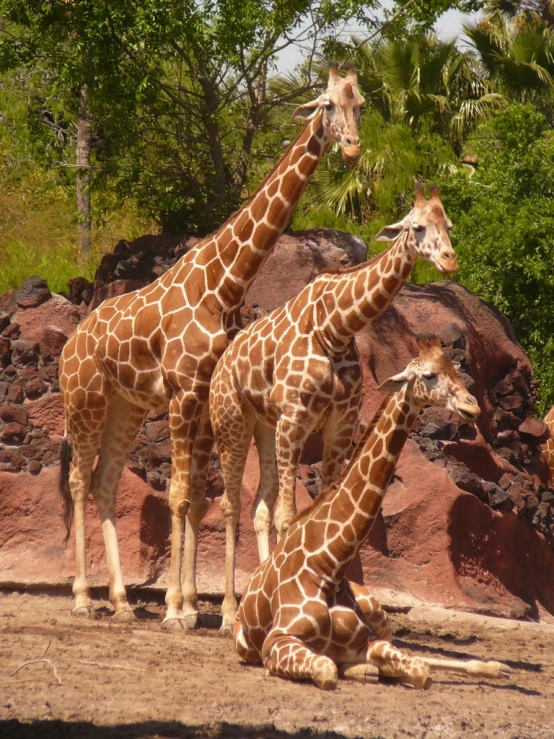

{"left": 440, "top": 104, "right": 554, "bottom": 412}
{"left": 0, "top": 240, "right": 96, "bottom": 294}
{"left": 0, "top": 68, "right": 152, "bottom": 294}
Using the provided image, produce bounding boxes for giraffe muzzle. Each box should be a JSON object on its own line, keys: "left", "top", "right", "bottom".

{"left": 435, "top": 250, "right": 458, "bottom": 274}
{"left": 342, "top": 144, "right": 361, "bottom": 165}
{"left": 457, "top": 402, "right": 480, "bottom": 424}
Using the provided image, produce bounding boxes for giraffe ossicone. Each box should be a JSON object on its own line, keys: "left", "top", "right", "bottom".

{"left": 58, "top": 64, "right": 365, "bottom": 628}
{"left": 234, "top": 336, "right": 511, "bottom": 690}
{"left": 210, "top": 185, "right": 457, "bottom": 634}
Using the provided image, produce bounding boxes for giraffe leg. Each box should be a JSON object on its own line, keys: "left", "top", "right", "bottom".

{"left": 262, "top": 632, "right": 338, "bottom": 690}
{"left": 67, "top": 438, "right": 101, "bottom": 617}
{"left": 251, "top": 422, "right": 279, "bottom": 563}
{"left": 90, "top": 394, "right": 147, "bottom": 621}
{"left": 273, "top": 412, "right": 314, "bottom": 536}
{"left": 163, "top": 393, "right": 203, "bottom": 630}
{"left": 218, "top": 416, "right": 256, "bottom": 635}
{"left": 181, "top": 406, "right": 213, "bottom": 630}
{"left": 346, "top": 580, "right": 393, "bottom": 641}
{"left": 365, "top": 640, "right": 433, "bottom": 689}
{"left": 421, "top": 657, "right": 511, "bottom": 680}
{"left": 63, "top": 359, "right": 110, "bottom": 617}
{"left": 321, "top": 408, "right": 359, "bottom": 487}
{"left": 233, "top": 617, "right": 262, "bottom": 664}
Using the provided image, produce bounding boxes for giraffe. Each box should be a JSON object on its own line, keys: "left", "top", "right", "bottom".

{"left": 210, "top": 184, "right": 457, "bottom": 633}
{"left": 233, "top": 336, "right": 511, "bottom": 690}
{"left": 58, "top": 63, "right": 366, "bottom": 629}
{"left": 541, "top": 406, "right": 554, "bottom": 480}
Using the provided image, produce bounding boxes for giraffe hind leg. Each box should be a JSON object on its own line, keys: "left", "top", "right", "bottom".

{"left": 91, "top": 394, "right": 147, "bottom": 621}
{"left": 63, "top": 359, "right": 110, "bottom": 618}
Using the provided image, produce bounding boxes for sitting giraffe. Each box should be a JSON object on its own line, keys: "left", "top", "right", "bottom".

{"left": 210, "top": 185, "right": 457, "bottom": 632}
{"left": 233, "top": 336, "right": 511, "bottom": 690}
{"left": 58, "top": 64, "right": 365, "bottom": 628}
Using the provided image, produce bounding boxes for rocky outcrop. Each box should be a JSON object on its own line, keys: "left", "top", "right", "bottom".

{"left": 1, "top": 231, "right": 554, "bottom": 621}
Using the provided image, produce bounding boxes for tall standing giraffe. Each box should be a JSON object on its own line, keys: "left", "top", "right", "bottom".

{"left": 58, "top": 64, "right": 365, "bottom": 629}
{"left": 234, "top": 336, "right": 510, "bottom": 689}
{"left": 210, "top": 185, "right": 457, "bottom": 632}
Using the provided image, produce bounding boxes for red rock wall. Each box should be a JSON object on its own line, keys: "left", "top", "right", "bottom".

{"left": 1, "top": 232, "right": 554, "bottom": 621}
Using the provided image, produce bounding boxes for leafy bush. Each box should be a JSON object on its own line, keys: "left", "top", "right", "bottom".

{"left": 441, "top": 104, "right": 554, "bottom": 414}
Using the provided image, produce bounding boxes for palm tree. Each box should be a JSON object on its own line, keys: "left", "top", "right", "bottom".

{"left": 464, "top": 16, "right": 554, "bottom": 109}
{"left": 354, "top": 33, "right": 505, "bottom": 153}
{"left": 298, "top": 34, "right": 504, "bottom": 225}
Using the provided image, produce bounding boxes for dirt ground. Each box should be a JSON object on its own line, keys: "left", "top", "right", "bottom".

{"left": 0, "top": 590, "right": 553, "bottom": 739}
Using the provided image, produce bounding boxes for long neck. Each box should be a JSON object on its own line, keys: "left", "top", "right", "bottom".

{"left": 316, "top": 232, "right": 416, "bottom": 347}
{"left": 207, "top": 113, "right": 329, "bottom": 309}
{"left": 307, "top": 385, "right": 420, "bottom": 576}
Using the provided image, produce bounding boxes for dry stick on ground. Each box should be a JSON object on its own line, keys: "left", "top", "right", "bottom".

{"left": 3, "top": 639, "right": 62, "bottom": 686}
{"left": 75, "top": 660, "right": 147, "bottom": 673}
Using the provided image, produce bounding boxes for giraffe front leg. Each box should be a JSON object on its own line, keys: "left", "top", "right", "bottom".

{"left": 273, "top": 412, "right": 313, "bottom": 536}
{"left": 181, "top": 407, "right": 213, "bottom": 630}
{"left": 346, "top": 580, "right": 393, "bottom": 641}
{"left": 424, "top": 657, "right": 511, "bottom": 680}
{"left": 251, "top": 423, "right": 279, "bottom": 563}
{"left": 162, "top": 395, "right": 202, "bottom": 631}
{"left": 262, "top": 632, "right": 338, "bottom": 690}
{"left": 321, "top": 406, "right": 360, "bottom": 488}
{"left": 366, "top": 640, "right": 432, "bottom": 690}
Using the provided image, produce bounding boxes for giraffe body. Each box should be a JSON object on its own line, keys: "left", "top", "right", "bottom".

{"left": 210, "top": 186, "right": 457, "bottom": 631}
{"left": 58, "top": 65, "right": 365, "bottom": 627}
{"left": 234, "top": 337, "right": 510, "bottom": 689}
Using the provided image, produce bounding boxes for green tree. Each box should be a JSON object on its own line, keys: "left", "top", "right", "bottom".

{"left": 0, "top": 0, "right": 378, "bottom": 235}
{"left": 464, "top": 15, "right": 554, "bottom": 111}
{"left": 441, "top": 104, "right": 554, "bottom": 412}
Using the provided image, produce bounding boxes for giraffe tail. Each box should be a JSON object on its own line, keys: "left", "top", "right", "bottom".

{"left": 58, "top": 437, "right": 73, "bottom": 544}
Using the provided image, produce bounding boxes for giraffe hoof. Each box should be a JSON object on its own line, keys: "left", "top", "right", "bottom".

{"left": 72, "top": 606, "right": 95, "bottom": 619}
{"left": 219, "top": 623, "right": 234, "bottom": 637}
{"left": 113, "top": 609, "right": 136, "bottom": 624}
{"left": 161, "top": 615, "right": 198, "bottom": 632}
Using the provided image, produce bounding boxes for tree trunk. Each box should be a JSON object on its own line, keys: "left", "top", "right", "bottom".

{"left": 76, "top": 85, "right": 92, "bottom": 254}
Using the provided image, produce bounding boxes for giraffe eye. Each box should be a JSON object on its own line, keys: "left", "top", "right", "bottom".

{"left": 423, "top": 371, "right": 437, "bottom": 380}
{"left": 413, "top": 224, "right": 424, "bottom": 233}
{"left": 322, "top": 99, "right": 334, "bottom": 109}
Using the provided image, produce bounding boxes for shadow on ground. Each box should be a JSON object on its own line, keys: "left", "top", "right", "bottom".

{"left": 0, "top": 719, "right": 385, "bottom": 739}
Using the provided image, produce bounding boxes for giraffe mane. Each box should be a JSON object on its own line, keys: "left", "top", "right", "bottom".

{"left": 316, "top": 249, "right": 383, "bottom": 277}
{"left": 292, "top": 392, "right": 394, "bottom": 524}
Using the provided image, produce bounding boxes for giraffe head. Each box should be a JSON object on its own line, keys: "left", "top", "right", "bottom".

{"left": 293, "top": 63, "right": 365, "bottom": 165}
{"left": 375, "top": 184, "right": 457, "bottom": 274}
{"left": 376, "top": 335, "right": 480, "bottom": 424}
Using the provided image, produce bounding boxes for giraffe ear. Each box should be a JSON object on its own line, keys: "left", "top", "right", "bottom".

{"left": 376, "top": 369, "right": 412, "bottom": 392}
{"left": 293, "top": 97, "right": 322, "bottom": 121}
{"left": 374, "top": 221, "right": 405, "bottom": 242}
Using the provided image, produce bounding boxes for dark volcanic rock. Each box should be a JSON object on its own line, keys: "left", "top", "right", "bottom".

{"left": 15, "top": 276, "right": 51, "bottom": 309}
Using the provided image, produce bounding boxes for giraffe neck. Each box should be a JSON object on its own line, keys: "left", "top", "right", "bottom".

{"left": 179, "top": 113, "right": 330, "bottom": 311}
{"left": 316, "top": 232, "right": 417, "bottom": 348}
{"left": 306, "top": 384, "right": 420, "bottom": 576}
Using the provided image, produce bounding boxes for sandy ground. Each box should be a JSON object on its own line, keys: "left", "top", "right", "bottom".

{"left": 0, "top": 590, "right": 553, "bottom": 739}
